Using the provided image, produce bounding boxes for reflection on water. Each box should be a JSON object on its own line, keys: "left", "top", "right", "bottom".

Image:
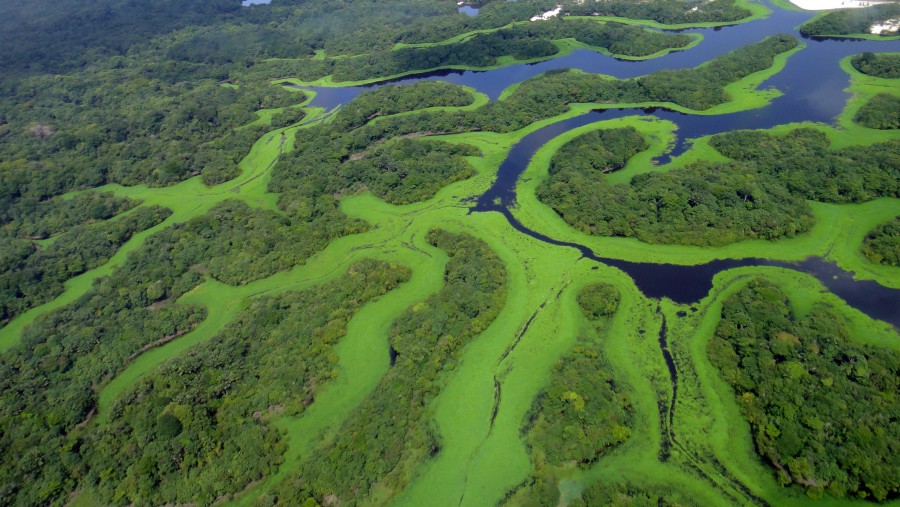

{"left": 242, "top": 0, "right": 271, "bottom": 5}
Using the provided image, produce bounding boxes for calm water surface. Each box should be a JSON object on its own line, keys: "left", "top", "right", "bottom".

{"left": 292, "top": 1, "right": 900, "bottom": 323}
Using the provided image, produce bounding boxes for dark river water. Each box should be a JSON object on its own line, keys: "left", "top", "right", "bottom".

{"left": 293, "top": 1, "right": 900, "bottom": 325}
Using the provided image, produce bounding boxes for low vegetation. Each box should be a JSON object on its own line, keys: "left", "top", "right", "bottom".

{"left": 272, "top": 230, "right": 508, "bottom": 505}
{"left": 573, "top": 481, "right": 700, "bottom": 507}
{"left": 523, "top": 283, "right": 634, "bottom": 504}
{"left": 87, "top": 260, "right": 411, "bottom": 506}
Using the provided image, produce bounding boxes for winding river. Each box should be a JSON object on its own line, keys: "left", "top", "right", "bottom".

{"left": 295, "top": 1, "right": 900, "bottom": 326}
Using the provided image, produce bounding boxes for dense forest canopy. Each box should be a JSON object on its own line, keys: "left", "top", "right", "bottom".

{"left": 708, "top": 280, "right": 899, "bottom": 501}
{"left": 862, "top": 217, "right": 900, "bottom": 266}
{"left": 852, "top": 52, "right": 900, "bottom": 78}
{"left": 273, "top": 230, "right": 508, "bottom": 506}
{"left": 800, "top": 3, "right": 900, "bottom": 37}
{"left": 0, "top": 0, "right": 898, "bottom": 506}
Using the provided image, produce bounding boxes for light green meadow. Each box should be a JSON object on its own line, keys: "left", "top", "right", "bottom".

{"left": 6, "top": 16, "right": 899, "bottom": 507}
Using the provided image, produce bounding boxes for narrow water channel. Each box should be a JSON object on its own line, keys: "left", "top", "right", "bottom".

{"left": 292, "top": 1, "right": 900, "bottom": 325}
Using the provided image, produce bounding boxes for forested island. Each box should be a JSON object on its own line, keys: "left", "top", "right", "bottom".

{"left": 0, "top": 0, "right": 897, "bottom": 506}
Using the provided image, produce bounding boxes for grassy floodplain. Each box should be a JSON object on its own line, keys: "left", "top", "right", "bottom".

{"left": 3, "top": 3, "right": 899, "bottom": 507}
{"left": 510, "top": 47, "right": 900, "bottom": 288}
{"left": 270, "top": 31, "right": 702, "bottom": 89}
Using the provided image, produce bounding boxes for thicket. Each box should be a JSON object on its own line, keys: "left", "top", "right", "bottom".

{"left": 0, "top": 199, "right": 361, "bottom": 505}
{"left": 525, "top": 283, "right": 630, "bottom": 465}
{"left": 536, "top": 127, "right": 814, "bottom": 246}
{"left": 709, "top": 128, "right": 900, "bottom": 203}
{"left": 0, "top": 70, "right": 305, "bottom": 205}
{"left": 0, "top": 73, "right": 306, "bottom": 218}
{"left": 573, "top": 482, "right": 700, "bottom": 507}
{"left": 563, "top": 0, "right": 752, "bottom": 25}
{"left": 855, "top": 93, "right": 900, "bottom": 129}
{"left": 851, "top": 52, "right": 900, "bottom": 79}
{"left": 1, "top": 191, "right": 138, "bottom": 240}
{"left": 330, "top": 82, "right": 475, "bottom": 132}
{"left": 522, "top": 283, "right": 636, "bottom": 505}
{"left": 85, "top": 260, "right": 411, "bottom": 506}
{"left": 397, "top": 0, "right": 751, "bottom": 46}
{"left": 289, "top": 20, "right": 693, "bottom": 83}
{"left": 274, "top": 35, "right": 798, "bottom": 153}
{"left": 0, "top": 205, "right": 171, "bottom": 323}
{"left": 708, "top": 280, "right": 900, "bottom": 500}
{"left": 800, "top": 4, "right": 900, "bottom": 37}
{"left": 271, "top": 106, "right": 482, "bottom": 208}
{"left": 271, "top": 230, "right": 508, "bottom": 505}
{"left": 0, "top": 0, "right": 241, "bottom": 76}
{"left": 862, "top": 217, "right": 900, "bottom": 266}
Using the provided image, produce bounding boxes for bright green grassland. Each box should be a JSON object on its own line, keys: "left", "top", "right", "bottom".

{"left": 1, "top": 3, "right": 898, "bottom": 506}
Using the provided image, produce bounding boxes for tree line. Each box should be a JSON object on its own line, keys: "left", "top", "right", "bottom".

{"left": 523, "top": 283, "right": 636, "bottom": 504}
{"left": 708, "top": 280, "right": 899, "bottom": 501}
{"left": 271, "top": 230, "right": 508, "bottom": 506}
{"left": 862, "top": 217, "right": 900, "bottom": 266}
{"left": 86, "top": 260, "right": 411, "bottom": 506}
{"left": 286, "top": 19, "right": 694, "bottom": 83}
{"left": 800, "top": 4, "right": 900, "bottom": 37}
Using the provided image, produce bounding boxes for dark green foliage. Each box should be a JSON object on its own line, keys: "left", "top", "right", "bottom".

{"left": 86, "top": 260, "right": 411, "bottom": 506}
{"left": 708, "top": 280, "right": 900, "bottom": 500}
{"left": 855, "top": 93, "right": 900, "bottom": 129}
{"left": 398, "top": 0, "right": 751, "bottom": 47}
{"left": 272, "top": 121, "right": 482, "bottom": 207}
{"left": 269, "top": 107, "right": 308, "bottom": 129}
{"left": 577, "top": 282, "right": 621, "bottom": 320}
{"left": 521, "top": 284, "right": 637, "bottom": 506}
{"left": 1, "top": 191, "right": 138, "bottom": 239}
{"left": 710, "top": 128, "right": 900, "bottom": 203}
{"left": 537, "top": 127, "right": 814, "bottom": 246}
{"left": 0, "top": 205, "right": 171, "bottom": 322}
{"left": 525, "top": 343, "right": 633, "bottom": 465}
{"left": 155, "top": 413, "right": 183, "bottom": 439}
{"left": 0, "top": 74, "right": 306, "bottom": 216}
{"left": 295, "top": 20, "right": 693, "bottom": 83}
{"left": 563, "top": 0, "right": 752, "bottom": 25}
{"left": 331, "top": 82, "right": 474, "bottom": 132}
{"left": 525, "top": 284, "right": 630, "bottom": 466}
{"left": 0, "top": 0, "right": 241, "bottom": 76}
{"left": 573, "top": 482, "right": 700, "bottom": 507}
{"left": 548, "top": 127, "right": 649, "bottom": 176}
{"left": 343, "top": 140, "right": 479, "bottom": 204}
{"left": 289, "top": 35, "right": 797, "bottom": 147}
{"left": 851, "top": 52, "right": 900, "bottom": 79}
{"left": 272, "top": 230, "right": 507, "bottom": 505}
{"left": 862, "top": 217, "right": 900, "bottom": 266}
{"left": 800, "top": 4, "right": 900, "bottom": 37}
{"left": 0, "top": 199, "right": 361, "bottom": 505}
{"left": 135, "top": 200, "right": 361, "bottom": 286}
